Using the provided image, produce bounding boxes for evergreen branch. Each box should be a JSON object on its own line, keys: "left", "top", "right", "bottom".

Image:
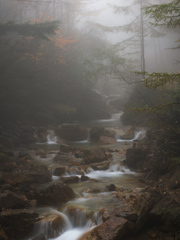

{"left": 144, "top": 0, "right": 180, "bottom": 28}
{"left": 125, "top": 102, "right": 179, "bottom": 114}
{"left": 135, "top": 72, "right": 180, "bottom": 88}
{"left": 0, "top": 21, "right": 60, "bottom": 39}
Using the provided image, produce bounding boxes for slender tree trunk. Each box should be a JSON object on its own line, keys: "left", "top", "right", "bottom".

{"left": 140, "top": 0, "right": 145, "bottom": 72}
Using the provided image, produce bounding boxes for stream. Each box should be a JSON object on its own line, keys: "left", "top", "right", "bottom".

{"left": 29, "top": 113, "right": 146, "bottom": 240}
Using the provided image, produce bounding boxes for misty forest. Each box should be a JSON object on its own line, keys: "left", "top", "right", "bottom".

{"left": 0, "top": 0, "right": 180, "bottom": 240}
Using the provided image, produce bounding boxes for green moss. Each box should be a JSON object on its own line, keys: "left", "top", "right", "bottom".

{"left": 158, "top": 206, "right": 180, "bottom": 228}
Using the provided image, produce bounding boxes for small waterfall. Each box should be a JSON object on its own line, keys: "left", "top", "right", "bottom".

{"left": 33, "top": 210, "right": 72, "bottom": 239}
{"left": 116, "top": 129, "right": 146, "bottom": 143}
{"left": 32, "top": 208, "right": 102, "bottom": 240}
{"left": 63, "top": 208, "right": 96, "bottom": 228}
{"left": 47, "top": 130, "right": 58, "bottom": 144}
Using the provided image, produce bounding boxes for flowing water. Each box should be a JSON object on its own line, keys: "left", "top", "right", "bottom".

{"left": 30, "top": 113, "right": 146, "bottom": 240}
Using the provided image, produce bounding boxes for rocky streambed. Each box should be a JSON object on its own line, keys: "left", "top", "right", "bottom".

{"left": 0, "top": 122, "right": 180, "bottom": 240}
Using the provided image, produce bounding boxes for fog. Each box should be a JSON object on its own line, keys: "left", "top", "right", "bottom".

{"left": 0, "top": 1, "right": 180, "bottom": 240}
{"left": 88, "top": 0, "right": 179, "bottom": 73}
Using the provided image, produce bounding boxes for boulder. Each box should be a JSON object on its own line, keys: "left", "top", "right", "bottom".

{"left": 83, "top": 148, "right": 107, "bottom": 164}
{"left": 89, "top": 128, "right": 116, "bottom": 143}
{"left": 2, "top": 172, "right": 32, "bottom": 186}
{"left": 53, "top": 153, "right": 74, "bottom": 163}
{"left": 36, "top": 127, "right": 48, "bottom": 143}
{"left": 61, "top": 176, "right": 79, "bottom": 184}
{"left": 0, "top": 191, "right": 29, "bottom": 210}
{"left": 119, "top": 126, "right": 136, "bottom": 140}
{"left": 81, "top": 175, "right": 89, "bottom": 181}
{"left": 106, "top": 184, "right": 116, "bottom": 192}
{"left": 126, "top": 148, "right": 147, "bottom": 170}
{"left": 34, "top": 182, "right": 75, "bottom": 206}
{"left": 150, "top": 200, "right": 180, "bottom": 229}
{"left": 98, "top": 136, "right": 116, "bottom": 145}
{"left": 59, "top": 144, "right": 76, "bottom": 153}
{"left": 79, "top": 216, "right": 129, "bottom": 240}
{"left": 103, "top": 129, "right": 116, "bottom": 138}
{"left": 18, "top": 127, "right": 37, "bottom": 144}
{"left": 2, "top": 165, "right": 51, "bottom": 185}
{"left": 91, "top": 161, "right": 110, "bottom": 171}
{"left": 68, "top": 159, "right": 85, "bottom": 166}
{"left": 27, "top": 165, "right": 52, "bottom": 183}
{"left": 58, "top": 124, "right": 88, "bottom": 141}
{"left": 103, "top": 208, "right": 138, "bottom": 222}
{"left": 0, "top": 209, "right": 38, "bottom": 239}
{"left": 133, "top": 191, "right": 161, "bottom": 231}
{"left": 54, "top": 167, "right": 66, "bottom": 176}
{"left": 89, "top": 127, "right": 104, "bottom": 142}
{"left": 35, "top": 214, "right": 65, "bottom": 238}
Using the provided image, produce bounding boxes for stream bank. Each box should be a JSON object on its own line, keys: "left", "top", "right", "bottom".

{"left": 0, "top": 118, "right": 180, "bottom": 240}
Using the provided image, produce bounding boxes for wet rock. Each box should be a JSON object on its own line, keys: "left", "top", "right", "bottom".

{"left": 18, "top": 127, "right": 37, "bottom": 144}
{"left": 2, "top": 172, "right": 32, "bottom": 186}
{"left": 83, "top": 147, "right": 107, "bottom": 164}
{"left": 98, "top": 136, "right": 117, "bottom": 145}
{"left": 34, "top": 182, "right": 75, "bottom": 206}
{"left": 90, "top": 160, "right": 110, "bottom": 171}
{"left": 133, "top": 191, "right": 161, "bottom": 231}
{"left": 61, "top": 176, "right": 79, "bottom": 184}
{"left": 81, "top": 175, "right": 89, "bottom": 181}
{"left": 53, "top": 153, "right": 74, "bottom": 163}
{"left": 58, "top": 124, "right": 88, "bottom": 141}
{"left": 0, "top": 209, "right": 38, "bottom": 239}
{"left": 54, "top": 167, "right": 66, "bottom": 176}
{"left": 27, "top": 165, "right": 52, "bottom": 184}
{"left": 36, "top": 127, "right": 48, "bottom": 143}
{"left": 74, "top": 151, "right": 83, "bottom": 158}
{"left": 67, "top": 167, "right": 84, "bottom": 176}
{"left": 79, "top": 216, "right": 129, "bottom": 240}
{"left": 150, "top": 200, "right": 180, "bottom": 229}
{"left": 103, "top": 208, "right": 138, "bottom": 222}
{"left": 126, "top": 148, "right": 147, "bottom": 170}
{"left": 85, "top": 188, "right": 102, "bottom": 194}
{"left": 106, "top": 184, "right": 116, "bottom": 192}
{"left": 89, "top": 127, "right": 104, "bottom": 141}
{"left": 119, "top": 125, "right": 136, "bottom": 140}
{"left": 36, "top": 214, "right": 65, "bottom": 238}
{"left": 68, "top": 158, "right": 85, "bottom": 166}
{"left": 59, "top": 144, "right": 76, "bottom": 153}
{"left": 0, "top": 191, "right": 29, "bottom": 209}
{"left": 97, "top": 216, "right": 129, "bottom": 239}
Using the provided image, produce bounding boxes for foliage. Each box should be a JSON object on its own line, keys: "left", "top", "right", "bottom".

{"left": 158, "top": 206, "right": 180, "bottom": 228}
{"left": 135, "top": 72, "right": 180, "bottom": 88}
{"left": 123, "top": 1, "right": 180, "bottom": 159}
{"left": 0, "top": 21, "right": 59, "bottom": 39}
{"left": 145, "top": 0, "right": 180, "bottom": 29}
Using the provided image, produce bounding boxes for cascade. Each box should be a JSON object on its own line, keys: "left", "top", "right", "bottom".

{"left": 116, "top": 129, "right": 146, "bottom": 142}
{"left": 47, "top": 130, "right": 58, "bottom": 144}
{"left": 32, "top": 208, "right": 102, "bottom": 240}
{"left": 29, "top": 113, "right": 146, "bottom": 240}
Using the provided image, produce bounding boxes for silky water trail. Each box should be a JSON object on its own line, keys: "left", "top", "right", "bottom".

{"left": 30, "top": 113, "right": 146, "bottom": 240}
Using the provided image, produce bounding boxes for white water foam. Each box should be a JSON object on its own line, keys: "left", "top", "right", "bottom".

{"left": 116, "top": 129, "right": 146, "bottom": 142}
{"left": 47, "top": 130, "right": 58, "bottom": 144}
{"left": 49, "top": 209, "right": 101, "bottom": 240}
